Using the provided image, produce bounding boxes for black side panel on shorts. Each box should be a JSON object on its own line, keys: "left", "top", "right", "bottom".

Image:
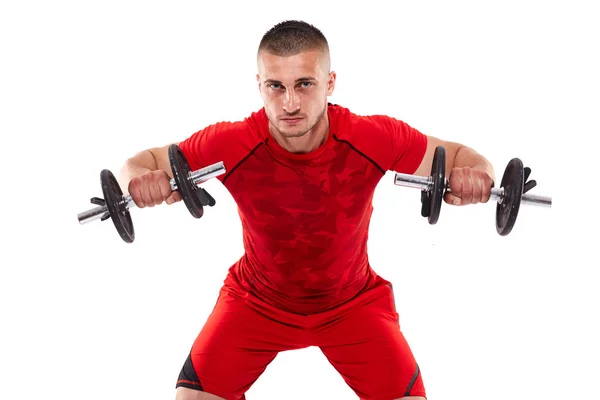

{"left": 404, "top": 363, "right": 420, "bottom": 396}
{"left": 175, "top": 352, "right": 203, "bottom": 390}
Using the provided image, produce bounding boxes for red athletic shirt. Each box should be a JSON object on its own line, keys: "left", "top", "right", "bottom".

{"left": 178, "top": 104, "right": 427, "bottom": 314}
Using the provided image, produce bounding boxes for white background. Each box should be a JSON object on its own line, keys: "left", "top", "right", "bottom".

{"left": 1, "top": 1, "right": 599, "bottom": 399}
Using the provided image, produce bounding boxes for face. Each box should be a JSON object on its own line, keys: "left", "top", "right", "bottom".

{"left": 257, "top": 49, "right": 336, "bottom": 139}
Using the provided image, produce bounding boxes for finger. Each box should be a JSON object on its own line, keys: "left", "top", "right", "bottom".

{"left": 472, "top": 173, "right": 483, "bottom": 203}
{"left": 480, "top": 174, "right": 493, "bottom": 202}
{"left": 151, "top": 182, "right": 165, "bottom": 206}
{"left": 151, "top": 176, "right": 171, "bottom": 206}
{"left": 461, "top": 170, "right": 474, "bottom": 204}
{"left": 131, "top": 187, "right": 145, "bottom": 208}
{"left": 159, "top": 177, "right": 173, "bottom": 202}
{"left": 140, "top": 184, "right": 155, "bottom": 207}
{"left": 128, "top": 179, "right": 146, "bottom": 208}
{"left": 447, "top": 169, "right": 464, "bottom": 205}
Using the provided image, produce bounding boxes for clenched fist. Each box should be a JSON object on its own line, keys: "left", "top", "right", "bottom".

{"left": 445, "top": 167, "right": 494, "bottom": 206}
{"left": 128, "top": 170, "right": 182, "bottom": 208}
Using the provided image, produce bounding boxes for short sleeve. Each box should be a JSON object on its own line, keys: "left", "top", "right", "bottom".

{"left": 177, "top": 115, "right": 264, "bottom": 183}
{"left": 385, "top": 116, "right": 428, "bottom": 174}
{"left": 178, "top": 121, "right": 245, "bottom": 173}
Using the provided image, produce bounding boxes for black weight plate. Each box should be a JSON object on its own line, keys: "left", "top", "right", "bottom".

{"left": 496, "top": 158, "right": 524, "bottom": 236}
{"left": 169, "top": 144, "right": 204, "bottom": 219}
{"left": 425, "top": 146, "right": 446, "bottom": 224}
{"left": 101, "top": 169, "right": 135, "bottom": 243}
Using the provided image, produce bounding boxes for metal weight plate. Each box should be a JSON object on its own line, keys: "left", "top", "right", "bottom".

{"left": 496, "top": 158, "right": 524, "bottom": 236}
{"left": 100, "top": 169, "right": 135, "bottom": 243}
{"left": 420, "top": 146, "right": 446, "bottom": 224}
{"left": 168, "top": 144, "right": 205, "bottom": 219}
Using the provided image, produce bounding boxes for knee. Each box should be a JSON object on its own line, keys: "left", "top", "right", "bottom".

{"left": 175, "top": 386, "right": 226, "bottom": 400}
{"left": 175, "top": 387, "right": 197, "bottom": 400}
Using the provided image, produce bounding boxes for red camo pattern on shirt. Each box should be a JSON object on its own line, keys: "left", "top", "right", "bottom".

{"left": 178, "top": 104, "right": 427, "bottom": 314}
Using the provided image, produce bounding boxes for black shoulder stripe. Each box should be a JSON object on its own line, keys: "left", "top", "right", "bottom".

{"left": 332, "top": 134, "right": 386, "bottom": 175}
{"left": 222, "top": 141, "right": 266, "bottom": 185}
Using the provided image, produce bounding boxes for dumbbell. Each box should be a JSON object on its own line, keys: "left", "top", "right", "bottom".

{"left": 77, "top": 144, "right": 226, "bottom": 243}
{"left": 393, "top": 146, "right": 552, "bottom": 235}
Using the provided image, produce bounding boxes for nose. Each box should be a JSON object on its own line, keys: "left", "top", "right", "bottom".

{"left": 282, "top": 89, "right": 300, "bottom": 113}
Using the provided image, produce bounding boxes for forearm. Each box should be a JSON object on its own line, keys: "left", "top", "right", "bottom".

{"left": 118, "top": 150, "right": 159, "bottom": 192}
{"left": 453, "top": 145, "right": 496, "bottom": 183}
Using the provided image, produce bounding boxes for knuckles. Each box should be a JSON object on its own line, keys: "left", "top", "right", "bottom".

{"left": 128, "top": 171, "right": 172, "bottom": 207}
{"left": 448, "top": 167, "right": 493, "bottom": 204}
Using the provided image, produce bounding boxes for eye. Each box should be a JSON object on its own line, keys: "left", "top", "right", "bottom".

{"left": 269, "top": 83, "right": 282, "bottom": 90}
{"left": 299, "top": 81, "right": 313, "bottom": 88}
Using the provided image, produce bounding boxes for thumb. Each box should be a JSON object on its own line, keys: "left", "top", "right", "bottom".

{"left": 166, "top": 191, "right": 182, "bottom": 205}
{"left": 165, "top": 194, "right": 176, "bottom": 205}
{"left": 444, "top": 192, "right": 463, "bottom": 206}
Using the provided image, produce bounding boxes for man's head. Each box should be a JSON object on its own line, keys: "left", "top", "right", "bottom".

{"left": 256, "top": 20, "right": 336, "bottom": 140}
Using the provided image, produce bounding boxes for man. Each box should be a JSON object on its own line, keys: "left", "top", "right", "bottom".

{"left": 119, "top": 20, "right": 495, "bottom": 400}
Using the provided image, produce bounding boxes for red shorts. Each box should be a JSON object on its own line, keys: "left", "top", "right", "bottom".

{"left": 176, "top": 275, "right": 426, "bottom": 399}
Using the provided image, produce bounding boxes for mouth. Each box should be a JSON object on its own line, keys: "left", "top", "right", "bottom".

{"left": 280, "top": 117, "right": 303, "bottom": 125}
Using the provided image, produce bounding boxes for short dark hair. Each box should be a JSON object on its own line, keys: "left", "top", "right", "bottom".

{"left": 258, "top": 20, "right": 329, "bottom": 57}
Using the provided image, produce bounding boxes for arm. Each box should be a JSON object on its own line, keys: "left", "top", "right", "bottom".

{"left": 414, "top": 135, "right": 496, "bottom": 205}
{"left": 118, "top": 142, "right": 183, "bottom": 207}
{"left": 116, "top": 117, "right": 254, "bottom": 208}
{"left": 118, "top": 143, "right": 179, "bottom": 188}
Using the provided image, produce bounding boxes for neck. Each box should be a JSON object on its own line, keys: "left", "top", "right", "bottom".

{"left": 268, "top": 111, "right": 330, "bottom": 154}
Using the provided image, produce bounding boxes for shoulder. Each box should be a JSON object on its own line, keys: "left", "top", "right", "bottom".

{"left": 329, "top": 103, "right": 410, "bottom": 141}
{"left": 330, "top": 104, "right": 426, "bottom": 171}
{"left": 179, "top": 109, "right": 267, "bottom": 173}
{"left": 186, "top": 109, "right": 265, "bottom": 150}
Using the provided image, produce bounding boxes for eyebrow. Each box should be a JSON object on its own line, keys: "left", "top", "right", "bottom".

{"left": 263, "top": 76, "right": 316, "bottom": 84}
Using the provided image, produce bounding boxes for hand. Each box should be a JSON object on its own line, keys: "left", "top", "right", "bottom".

{"left": 445, "top": 167, "right": 494, "bottom": 206}
{"left": 128, "top": 170, "right": 182, "bottom": 208}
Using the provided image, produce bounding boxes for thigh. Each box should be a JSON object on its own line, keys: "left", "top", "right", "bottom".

{"left": 175, "top": 286, "right": 308, "bottom": 400}
{"left": 316, "top": 284, "right": 426, "bottom": 400}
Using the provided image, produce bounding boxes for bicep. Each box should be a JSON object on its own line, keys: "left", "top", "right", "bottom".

{"left": 412, "top": 135, "right": 462, "bottom": 177}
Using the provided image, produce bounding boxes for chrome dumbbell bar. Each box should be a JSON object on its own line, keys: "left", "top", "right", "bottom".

{"left": 77, "top": 161, "right": 226, "bottom": 225}
{"left": 394, "top": 172, "right": 552, "bottom": 207}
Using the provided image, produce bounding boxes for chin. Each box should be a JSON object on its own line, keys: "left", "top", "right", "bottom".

{"left": 277, "top": 125, "right": 309, "bottom": 138}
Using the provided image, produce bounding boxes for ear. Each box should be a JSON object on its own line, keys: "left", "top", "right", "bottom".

{"left": 256, "top": 73, "right": 261, "bottom": 91}
{"left": 326, "top": 71, "right": 337, "bottom": 96}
